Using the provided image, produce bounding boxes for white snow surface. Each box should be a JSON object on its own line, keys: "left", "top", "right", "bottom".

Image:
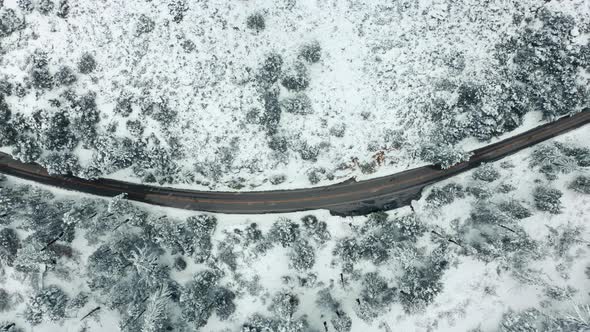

{"left": 2, "top": 0, "right": 588, "bottom": 190}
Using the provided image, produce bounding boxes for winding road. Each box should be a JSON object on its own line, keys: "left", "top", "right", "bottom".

{"left": 1, "top": 111, "right": 589, "bottom": 216}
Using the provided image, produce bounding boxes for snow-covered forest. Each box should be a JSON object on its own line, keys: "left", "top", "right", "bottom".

{"left": 0, "top": 128, "right": 588, "bottom": 331}
{"left": 0, "top": 0, "right": 588, "bottom": 188}
{"left": 1, "top": 0, "right": 590, "bottom": 331}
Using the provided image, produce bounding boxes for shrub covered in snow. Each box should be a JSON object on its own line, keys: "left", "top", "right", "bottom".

{"left": 533, "top": 186, "right": 563, "bottom": 214}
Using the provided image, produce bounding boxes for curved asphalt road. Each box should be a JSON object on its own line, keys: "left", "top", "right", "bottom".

{"left": 1, "top": 111, "right": 589, "bottom": 216}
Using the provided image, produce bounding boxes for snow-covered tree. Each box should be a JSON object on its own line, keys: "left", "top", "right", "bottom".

{"left": 533, "top": 186, "right": 563, "bottom": 214}
{"left": 24, "top": 286, "right": 69, "bottom": 325}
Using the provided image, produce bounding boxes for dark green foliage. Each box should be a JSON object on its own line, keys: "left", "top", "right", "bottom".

{"left": 180, "top": 270, "right": 236, "bottom": 328}
{"left": 168, "top": 0, "right": 188, "bottom": 23}
{"left": 332, "top": 311, "right": 352, "bottom": 332}
{"left": 0, "top": 96, "right": 16, "bottom": 146}
{"left": 498, "top": 200, "right": 532, "bottom": 219}
{"left": 29, "top": 51, "right": 53, "bottom": 89}
{"left": 496, "top": 10, "right": 587, "bottom": 120}
{"left": 533, "top": 186, "right": 563, "bottom": 214}
{"left": 333, "top": 237, "right": 361, "bottom": 271}
{"left": 557, "top": 142, "right": 590, "bottom": 167}
{"left": 570, "top": 175, "right": 590, "bottom": 194}
{"left": 426, "top": 183, "right": 464, "bottom": 207}
{"left": 466, "top": 183, "right": 492, "bottom": 200}
{"left": 11, "top": 135, "right": 41, "bottom": 163}
{"left": 299, "top": 41, "right": 321, "bottom": 63}
{"left": 151, "top": 214, "right": 217, "bottom": 262}
{"left": 258, "top": 53, "right": 283, "bottom": 85}
{"left": 355, "top": 272, "right": 397, "bottom": 321}
{"left": 54, "top": 65, "right": 77, "bottom": 86}
{"left": 268, "top": 135, "right": 287, "bottom": 153}
{"left": 499, "top": 308, "right": 544, "bottom": 332}
{"left": 398, "top": 248, "right": 448, "bottom": 313}
{"left": 269, "top": 292, "right": 299, "bottom": 320}
{"left": 529, "top": 143, "right": 577, "bottom": 180}
{"left": 136, "top": 14, "right": 155, "bottom": 36}
{"left": 269, "top": 218, "right": 300, "bottom": 247}
{"left": 174, "top": 256, "right": 187, "bottom": 271}
{"left": 126, "top": 119, "right": 144, "bottom": 136}
{"left": 281, "top": 62, "right": 310, "bottom": 91}
{"left": 261, "top": 90, "right": 281, "bottom": 135}
{"left": 0, "top": 9, "right": 24, "bottom": 37}
{"left": 246, "top": 12, "right": 265, "bottom": 32}
{"left": 281, "top": 93, "right": 313, "bottom": 114}
{"left": 78, "top": 53, "right": 96, "bottom": 74}
{"left": 17, "top": 0, "right": 34, "bottom": 12}
{"left": 0, "top": 289, "right": 10, "bottom": 312}
{"left": 472, "top": 164, "right": 501, "bottom": 182}
{"left": 470, "top": 203, "right": 512, "bottom": 225}
{"left": 420, "top": 143, "right": 470, "bottom": 169}
{"left": 300, "top": 215, "right": 330, "bottom": 244}
{"left": 143, "top": 98, "right": 177, "bottom": 125}
{"left": 298, "top": 141, "right": 319, "bottom": 161}
{"left": 40, "top": 110, "right": 76, "bottom": 151}
{"left": 41, "top": 151, "right": 80, "bottom": 175}
{"left": 290, "top": 239, "right": 315, "bottom": 271}
{"left": 115, "top": 95, "right": 134, "bottom": 117}
{"left": 0, "top": 228, "right": 19, "bottom": 266}
{"left": 359, "top": 161, "right": 376, "bottom": 174}
{"left": 37, "top": 0, "right": 54, "bottom": 14}
{"left": 24, "top": 286, "right": 69, "bottom": 325}
{"left": 56, "top": 0, "right": 69, "bottom": 18}
{"left": 0, "top": 80, "right": 12, "bottom": 96}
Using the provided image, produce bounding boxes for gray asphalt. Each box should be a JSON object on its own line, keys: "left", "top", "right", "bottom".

{"left": 1, "top": 111, "right": 588, "bottom": 216}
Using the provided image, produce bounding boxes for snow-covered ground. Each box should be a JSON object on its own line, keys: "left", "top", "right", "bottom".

{"left": 0, "top": 0, "right": 588, "bottom": 190}
{"left": 0, "top": 125, "right": 588, "bottom": 331}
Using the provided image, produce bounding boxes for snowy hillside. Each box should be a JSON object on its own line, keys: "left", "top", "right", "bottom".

{"left": 0, "top": 0, "right": 588, "bottom": 189}
{"left": 0, "top": 126, "right": 588, "bottom": 331}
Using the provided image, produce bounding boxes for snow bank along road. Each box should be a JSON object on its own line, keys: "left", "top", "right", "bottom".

{"left": 1, "top": 111, "right": 589, "bottom": 216}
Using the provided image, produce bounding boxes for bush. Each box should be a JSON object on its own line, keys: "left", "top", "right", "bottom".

{"left": 136, "top": 14, "right": 155, "bottom": 36}
{"left": 40, "top": 110, "right": 76, "bottom": 151}
{"left": 115, "top": 95, "right": 134, "bottom": 117}
{"left": 290, "top": 239, "right": 315, "bottom": 271}
{"left": 41, "top": 151, "right": 80, "bottom": 175}
{"left": 0, "top": 9, "right": 24, "bottom": 37}
{"left": 173, "top": 256, "right": 187, "bottom": 271}
{"left": 56, "top": 0, "right": 69, "bottom": 18}
{"left": 269, "top": 292, "right": 299, "bottom": 320}
{"left": 260, "top": 92, "right": 281, "bottom": 135}
{"left": 54, "top": 66, "right": 77, "bottom": 86}
{"left": 570, "top": 175, "right": 590, "bottom": 194}
{"left": 426, "top": 183, "right": 464, "bottom": 207}
{"left": 246, "top": 12, "right": 265, "bottom": 32}
{"left": 0, "top": 289, "right": 10, "bottom": 312}
{"left": 269, "top": 218, "right": 300, "bottom": 247}
{"left": 24, "top": 286, "right": 69, "bottom": 325}
{"left": 530, "top": 143, "right": 577, "bottom": 179}
{"left": 37, "top": 0, "right": 54, "bottom": 14}
{"left": 472, "top": 164, "right": 501, "bottom": 182}
{"left": 126, "top": 119, "right": 144, "bottom": 136}
{"left": 168, "top": 0, "right": 188, "bottom": 23}
{"left": 78, "top": 53, "right": 96, "bottom": 74}
{"left": 0, "top": 228, "right": 19, "bottom": 266}
{"left": 180, "top": 270, "right": 236, "bottom": 328}
{"left": 258, "top": 53, "right": 283, "bottom": 85}
{"left": 299, "top": 41, "right": 321, "bottom": 63}
{"left": 12, "top": 136, "right": 41, "bottom": 163}
{"left": 533, "top": 186, "right": 563, "bottom": 214}
{"left": 420, "top": 143, "right": 470, "bottom": 169}
{"left": 498, "top": 200, "right": 532, "bottom": 219}
{"left": 17, "top": 0, "right": 34, "bottom": 12}
{"left": 280, "top": 93, "right": 313, "bottom": 114}
{"left": 355, "top": 272, "right": 396, "bottom": 320}
{"left": 398, "top": 250, "right": 448, "bottom": 313}
{"left": 268, "top": 135, "right": 288, "bottom": 153}
{"left": 281, "top": 62, "right": 310, "bottom": 91}
{"left": 298, "top": 141, "right": 319, "bottom": 161}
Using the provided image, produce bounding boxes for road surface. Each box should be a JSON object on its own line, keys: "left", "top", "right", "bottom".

{"left": 1, "top": 111, "right": 589, "bottom": 216}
